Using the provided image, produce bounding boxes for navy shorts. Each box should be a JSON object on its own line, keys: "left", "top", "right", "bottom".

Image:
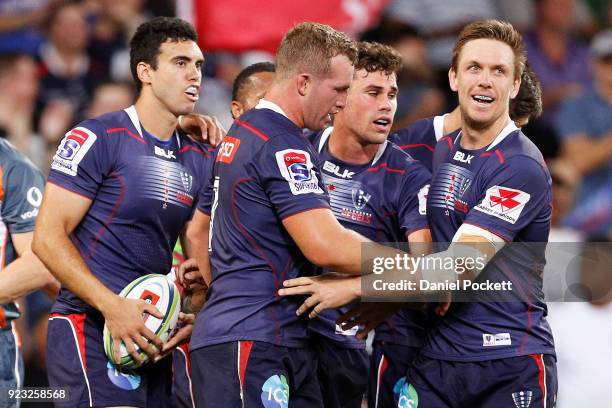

{"left": 172, "top": 343, "right": 195, "bottom": 408}
{"left": 311, "top": 335, "right": 368, "bottom": 408}
{"left": 368, "top": 341, "right": 420, "bottom": 408}
{"left": 46, "top": 312, "right": 174, "bottom": 407}
{"left": 405, "top": 353, "right": 557, "bottom": 408}
{"left": 0, "top": 324, "right": 24, "bottom": 408}
{"left": 190, "top": 341, "right": 323, "bottom": 408}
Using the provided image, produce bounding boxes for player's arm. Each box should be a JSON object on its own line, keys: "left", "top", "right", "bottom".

{"left": 177, "top": 113, "right": 226, "bottom": 146}
{"left": 32, "top": 183, "right": 163, "bottom": 364}
{"left": 561, "top": 131, "right": 612, "bottom": 175}
{"left": 184, "top": 209, "right": 212, "bottom": 287}
{"left": 0, "top": 232, "right": 59, "bottom": 303}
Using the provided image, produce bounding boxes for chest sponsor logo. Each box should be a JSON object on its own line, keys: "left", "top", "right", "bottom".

{"left": 52, "top": 127, "right": 97, "bottom": 176}
{"left": 482, "top": 332, "right": 511, "bottom": 347}
{"left": 453, "top": 151, "right": 474, "bottom": 164}
{"left": 351, "top": 187, "right": 371, "bottom": 210}
{"left": 154, "top": 146, "right": 176, "bottom": 160}
{"left": 418, "top": 184, "right": 429, "bottom": 215}
{"left": 511, "top": 390, "right": 533, "bottom": 408}
{"left": 474, "top": 186, "right": 530, "bottom": 224}
{"left": 323, "top": 161, "right": 355, "bottom": 179}
{"left": 216, "top": 136, "right": 240, "bottom": 164}
{"left": 261, "top": 374, "right": 289, "bottom": 408}
{"left": 275, "top": 149, "right": 323, "bottom": 196}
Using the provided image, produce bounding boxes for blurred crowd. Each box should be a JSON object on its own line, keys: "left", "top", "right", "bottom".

{"left": 0, "top": 0, "right": 610, "bottom": 405}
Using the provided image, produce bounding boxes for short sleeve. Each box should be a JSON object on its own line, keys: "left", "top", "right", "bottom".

{"left": 48, "top": 119, "right": 112, "bottom": 198}
{"left": 397, "top": 162, "right": 431, "bottom": 236}
{"left": 464, "top": 156, "right": 551, "bottom": 241}
{"left": 1, "top": 159, "right": 45, "bottom": 234}
{"left": 250, "top": 135, "right": 330, "bottom": 220}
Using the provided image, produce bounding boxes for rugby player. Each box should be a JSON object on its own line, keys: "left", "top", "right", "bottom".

{"left": 281, "top": 19, "right": 556, "bottom": 407}
{"left": 32, "top": 17, "right": 213, "bottom": 407}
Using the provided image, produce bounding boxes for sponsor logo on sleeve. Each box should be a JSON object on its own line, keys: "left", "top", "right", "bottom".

{"left": 474, "top": 186, "right": 530, "bottom": 224}
{"left": 20, "top": 186, "right": 43, "bottom": 220}
{"left": 51, "top": 127, "right": 98, "bottom": 176}
{"left": 275, "top": 149, "right": 324, "bottom": 196}
{"left": 418, "top": 184, "right": 429, "bottom": 215}
{"left": 482, "top": 332, "right": 511, "bottom": 347}
{"left": 216, "top": 136, "right": 240, "bottom": 164}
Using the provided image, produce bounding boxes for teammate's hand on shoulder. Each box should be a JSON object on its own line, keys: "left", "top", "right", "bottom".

{"left": 102, "top": 295, "right": 164, "bottom": 365}
{"left": 278, "top": 273, "right": 361, "bottom": 319}
{"left": 177, "top": 114, "right": 226, "bottom": 146}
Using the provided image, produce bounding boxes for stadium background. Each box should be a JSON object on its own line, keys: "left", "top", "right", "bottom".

{"left": 0, "top": 0, "right": 609, "bottom": 406}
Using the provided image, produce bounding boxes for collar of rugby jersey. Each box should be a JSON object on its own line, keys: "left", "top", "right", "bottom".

{"left": 255, "top": 99, "right": 289, "bottom": 119}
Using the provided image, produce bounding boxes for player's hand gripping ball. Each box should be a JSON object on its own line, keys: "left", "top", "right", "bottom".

{"left": 103, "top": 274, "right": 181, "bottom": 369}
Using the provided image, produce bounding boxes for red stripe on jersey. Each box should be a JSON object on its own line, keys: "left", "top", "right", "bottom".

{"left": 398, "top": 143, "right": 435, "bottom": 152}
{"left": 480, "top": 152, "right": 493, "bottom": 157}
{"left": 235, "top": 118, "right": 269, "bottom": 141}
{"left": 441, "top": 136, "right": 453, "bottom": 150}
{"left": 495, "top": 149, "right": 505, "bottom": 164}
{"left": 179, "top": 144, "right": 209, "bottom": 157}
{"left": 86, "top": 172, "right": 125, "bottom": 260}
{"left": 106, "top": 128, "right": 147, "bottom": 144}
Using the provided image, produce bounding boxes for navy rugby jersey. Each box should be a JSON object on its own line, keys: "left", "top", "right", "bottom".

{"left": 308, "top": 128, "right": 431, "bottom": 348}
{"left": 191, "top": 100, "right": 330, "bottom": 349}
{"left": 0, "top": 139, "right": 45, "bottom": 327}
{"left": 48, "top": 106, "right": 213, "bottom": 314}
{"left": 423, "top": 121, "right": 555, "bottom": 361}
{"left": 389, "top": 115, "right": 446, "bottom": 171}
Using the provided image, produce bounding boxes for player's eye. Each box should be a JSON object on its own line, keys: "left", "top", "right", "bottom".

{"left": 367, "top": 91, "right": 379, "bottom": 97}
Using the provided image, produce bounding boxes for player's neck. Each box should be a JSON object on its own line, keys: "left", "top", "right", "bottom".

{"left": 460, "top": 114, "right": 512, "bottom": 150}
{"left": 134, "top": 96, "right": 178, "bottom": 141}
{"left": 443, "top": 107, "right": 462, "bottom": 134}
{"left": 328, "top": 126, "right": 378, "bottom": 165}
{"left": 265, "top": 85, "right": 304, "bottom": 128}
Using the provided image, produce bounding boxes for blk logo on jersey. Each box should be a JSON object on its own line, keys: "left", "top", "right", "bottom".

{"left": 275, "top": 149, "right": 323, "bottom": 196}
{"left": 154, "top": 145, "right": 176, "bottom": 159}
{"left": 52, "top": 127, "right": 97, "bottom": 176}
{"left": 216, "top": 136, "right": 240, "bottom": 164}
{"left": 511, "top": 390, "right": 533, "bottom": 408}
{"left": 323, "top": 161, "right": 355, "bottom": 179}
{"left": 475, "top": 186, "right": 530, "bottom": 224}
{"left": 453, "top": 151, "right": 474, "bottom": 164}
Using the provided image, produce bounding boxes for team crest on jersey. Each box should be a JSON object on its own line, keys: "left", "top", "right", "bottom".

{"left": 275, "top": 149, "right": 323, "bottom": 196}
{"left": 351, "top": 186, "right": 371, "bottom": 210}
{"left": 52, "top": 127, "right": 97, "bottom": 176}
{"left": 474, "top": 186, "right": 530, "bottom": 224}
{"left": 511, "top": 390, "right": 533, "bottom": 408}
{"left": 180, "top": 171, "right": 193, "bottom": 193}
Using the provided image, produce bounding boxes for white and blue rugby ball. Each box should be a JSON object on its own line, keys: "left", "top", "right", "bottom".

{"left": 103, "top": 274, "right": 181, "bottom": 370}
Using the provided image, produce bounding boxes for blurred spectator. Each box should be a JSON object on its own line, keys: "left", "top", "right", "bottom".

{"left": 384, "top": 0, "right": 499, "bottom": 69}
{"left": 86, "top": 80, "right": 135, "bottom": 118}
{"left": 555, "top": 29, "right": 612, "bottom": 239}
{"left": 524, "top": 0, "right": 593, "bottom": 125}
{"left": 0, "top": 0, "right": 57, "bottom": 55}
{"left": 0, "top": 53, "right": 47, "bottom": 167}
{"left": 362, "top": 20, "right": 445, "bottom": 130}
{"left": 37, "top": 0, "right": 105, "bottom": 130}
{"left": 88, "top": 0, "right": 151, "bottom": 80}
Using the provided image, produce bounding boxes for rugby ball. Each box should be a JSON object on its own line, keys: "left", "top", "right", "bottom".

{"left": 103, "top": 274, "right": 181, "bottom": 370}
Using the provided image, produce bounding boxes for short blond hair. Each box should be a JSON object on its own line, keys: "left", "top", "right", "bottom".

{"left": 276, "top": 22, "right": 357, "bottom": 80}
{"left": 452, "top": 20, "right": 525, "bottom": 80}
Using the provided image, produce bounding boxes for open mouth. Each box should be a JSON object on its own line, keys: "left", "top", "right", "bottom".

{"left": 472, "top": 95, "right": 494, "bottom": 105}
{"left": 373, "top": 118, "right": 391, "bottom": 130}
{"left": 185, "top": 85, "right": 199, "bottom": 101}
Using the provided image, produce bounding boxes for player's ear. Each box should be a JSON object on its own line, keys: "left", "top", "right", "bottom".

{"left": 510, "top": 75, "right": 521, "bottom": 99}
{"left": 230, "top": 101, "right": 243, "bottom": 119}
{"left": 137, "top": 62, "right": 153, "bottom": 86}
{"left": 297, "top": 73, "right": 310, "bottom": 97}
{"left": 448, "top": 68, "right": 458, "bottom": 92}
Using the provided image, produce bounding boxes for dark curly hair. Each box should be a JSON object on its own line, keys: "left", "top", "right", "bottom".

{"left": 355, "top": 41, "right": 403, "bottom": 76}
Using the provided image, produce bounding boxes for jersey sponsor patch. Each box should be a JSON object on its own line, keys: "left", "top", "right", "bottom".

{"left": 474, "top": 186, "right": 530, "bottom": 224}
{"left": 216, "top": 136, "right": 240, "bottom": 164}
{"left": 418, "top": 184, "right": 429, "bottom": 215}
{"left": 275, "top": 149, "right": 324, "bottom": 196}
{"left": 482, "top": 332, "right": 511, "bottom": 347}
{"left": 51, "top": 127, "right": 98, "bottom": 176}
